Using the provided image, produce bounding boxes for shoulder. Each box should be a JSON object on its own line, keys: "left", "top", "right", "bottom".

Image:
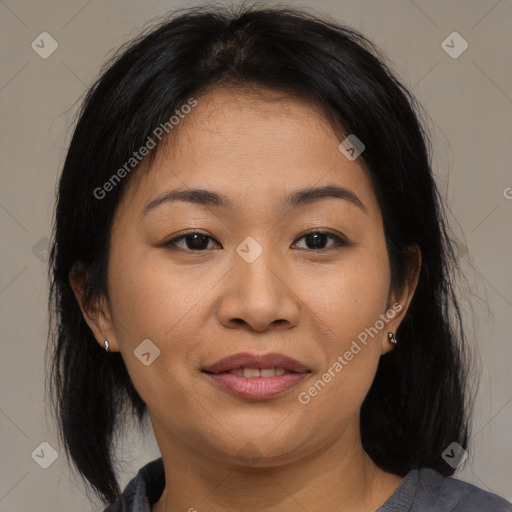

{"left": 415, "top": 467, "right": 512, "bottom": 511}
{"left": 101, "top": 458, "right": 165, "bottom": 512}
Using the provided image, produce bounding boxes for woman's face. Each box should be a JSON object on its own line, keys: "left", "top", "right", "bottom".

{"left": 74, "top": 86, "right": 418, "bottom": 467}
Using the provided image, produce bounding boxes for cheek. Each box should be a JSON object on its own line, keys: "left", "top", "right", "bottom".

{"left": 300, "top": 248, "right": 391, "bottom": 341}
{"left": 295, "top": 247, "right": 390, "bottom": 402}
{"left": 344, "top": 259, "right": 390, "bottom": 332}
{"left": 106, "top": 251, "right": 203, "bottom": 414}
{"left": 107, "top": 238, "right": 211, "bottom": 338}
{"left": 106, "top": 240, "right": 221, "bottom": 391}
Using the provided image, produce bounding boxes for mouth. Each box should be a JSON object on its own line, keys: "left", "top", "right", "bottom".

{"left": 201, "top": 352, "right": 311, "bottom": 400}
{"left": 202, "top": 351, "right": 311, "bottom": 374}
{"left": 201, "top": 370, "right": 310, "bottom": 400}
{"left": 203, "top": 367, "right": 303, "bottom": 377}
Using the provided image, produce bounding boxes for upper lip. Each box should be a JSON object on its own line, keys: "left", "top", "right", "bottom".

{"left": 202, "top": 352, "right": 311, "bottom": 374}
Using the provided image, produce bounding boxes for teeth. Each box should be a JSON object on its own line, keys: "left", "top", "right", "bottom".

{"left": 226, "top": 367, "right": 288, "bottom": 377}
{"left": 243, "top": 368, "right": 260, "bottom": 378}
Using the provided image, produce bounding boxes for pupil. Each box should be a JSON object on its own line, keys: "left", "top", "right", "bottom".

{"left": 306, "top": 233, "right": 327, "bottom": 249}
{"left": 187, "top": 234, "right": 209, "bottom": 250}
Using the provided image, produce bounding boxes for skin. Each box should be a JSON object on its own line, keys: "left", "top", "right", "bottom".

{"left": 71, "top": 85, "right": 421, "bottom": 512}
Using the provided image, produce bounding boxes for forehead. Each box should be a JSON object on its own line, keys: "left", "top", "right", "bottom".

{"left": 116, "top": 86, "right": 377, "bottom": 218}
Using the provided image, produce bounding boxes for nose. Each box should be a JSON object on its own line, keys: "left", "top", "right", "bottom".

{"left": 216, "top": 249, "right": 300, "bottom": 332}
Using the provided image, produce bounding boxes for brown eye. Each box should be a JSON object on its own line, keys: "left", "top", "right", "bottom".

{"left": 163, "top": 230, "right": 347, "bottom": 252}
{"left": 292, "top": 231, "right": 347, "bottom": 251}
{"left": 164, "top": 232, "right": 221, "bottom": 251}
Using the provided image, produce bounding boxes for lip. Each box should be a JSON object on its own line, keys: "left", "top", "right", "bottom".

{"left": 203, "top": 371, "right": 309, "bottom": 400}
{"left": 201, "top": 352, "right": 311, "bottom": 401}
{"left": 202, "top": 351, "right": 311, "bottom": 374}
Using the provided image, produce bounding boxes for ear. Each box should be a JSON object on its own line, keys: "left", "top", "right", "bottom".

{"left": 381, "top": 244, "right": 421, "bottom": 355}
{"left": 68, "top": 261, "right": 119, "bottom": 352}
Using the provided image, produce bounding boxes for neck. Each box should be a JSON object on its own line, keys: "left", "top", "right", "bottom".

{"left": 150, "top": 416, "right": 403, "bottom": 512}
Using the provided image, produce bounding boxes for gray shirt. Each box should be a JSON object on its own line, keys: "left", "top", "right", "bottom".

{"left": 102, "top": 457, "right": 512, "bottom": 511}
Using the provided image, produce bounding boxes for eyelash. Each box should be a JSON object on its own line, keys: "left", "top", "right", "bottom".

{"left": 163, "top": 229, "right": 348, "bottom": 252}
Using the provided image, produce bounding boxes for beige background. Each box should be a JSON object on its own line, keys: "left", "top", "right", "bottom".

{"left": 1, "top": 0, "right": 511, "bottom": 510}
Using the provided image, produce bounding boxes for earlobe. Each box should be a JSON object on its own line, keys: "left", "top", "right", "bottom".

{"left": 68, "top": 262, "right": 118, "bottom": 352}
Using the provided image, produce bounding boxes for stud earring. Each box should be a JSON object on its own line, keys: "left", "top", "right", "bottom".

{"left": 104, "top": 340, "right": 109, "bottom": 352}
{"left": 387, "top": 332, "right": 397, "bottom": 345}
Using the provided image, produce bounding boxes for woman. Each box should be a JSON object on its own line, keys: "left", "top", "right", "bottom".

{"left": 46, "top": 4, "right": 512, "bottom": 511}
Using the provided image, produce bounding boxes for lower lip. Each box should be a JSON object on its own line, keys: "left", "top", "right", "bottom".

{"left": 202, "top": 371, "right": 309, "bottom": 400}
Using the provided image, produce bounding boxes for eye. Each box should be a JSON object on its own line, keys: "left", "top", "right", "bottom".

{"left": 163, "top": 231, "right": 221, "bottom": 251}
{"left": 292, "top": 230, "right": 347, "bottom": 251}
{"left": 163, "top": 229, "right": 348, "bottom": 252}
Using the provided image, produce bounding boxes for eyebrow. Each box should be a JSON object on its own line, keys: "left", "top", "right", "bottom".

{"left": 141, "top": 184, "right": 366, "bottom": 218}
